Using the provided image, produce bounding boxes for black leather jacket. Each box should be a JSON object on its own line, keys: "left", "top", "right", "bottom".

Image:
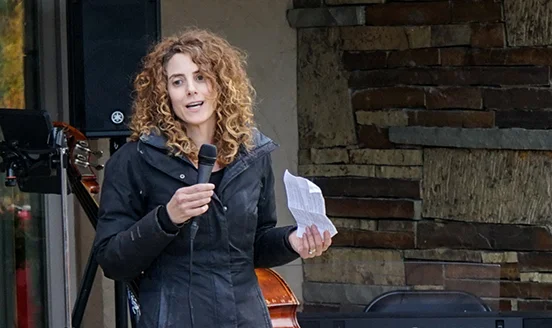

{"left": 93, "top": 130, "right": 299, "bottom": 328}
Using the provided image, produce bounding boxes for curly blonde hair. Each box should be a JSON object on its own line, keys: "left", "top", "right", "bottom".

{"left": 129, "top": 28, "right": 255, "bottom": 165}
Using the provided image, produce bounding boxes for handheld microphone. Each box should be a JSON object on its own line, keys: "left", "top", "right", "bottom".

{"left": 197, "top": 144, "right": 217, "bottom": 184}
{"left": 190, "top": 144, "right": 217, "bottom": 240}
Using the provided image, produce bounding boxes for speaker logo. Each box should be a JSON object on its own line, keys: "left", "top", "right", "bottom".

{"left": 111, "top": 111, "right": 125, "bottom": 125}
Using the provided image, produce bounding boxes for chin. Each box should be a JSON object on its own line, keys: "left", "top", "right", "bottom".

{"left": 181, "top": 112, "right": 216, "bottom": 127}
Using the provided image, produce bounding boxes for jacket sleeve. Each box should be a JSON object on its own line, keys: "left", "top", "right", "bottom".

{"left": 93, "top": 144, "right": 178, "bottom": 281}
{"left": 254, "top": 154, "right": 299, "bottom": 268}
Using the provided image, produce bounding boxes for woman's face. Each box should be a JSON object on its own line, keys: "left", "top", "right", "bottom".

{"left": 166, "top": 53, "right": 216, "bottom": 129}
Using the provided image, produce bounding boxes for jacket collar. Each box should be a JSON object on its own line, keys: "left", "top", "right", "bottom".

{"left": 138, "top": 127, "right": 278, "bottom": 163}
{"left": 138, "top": 128, "right": 277, "bottom": 196}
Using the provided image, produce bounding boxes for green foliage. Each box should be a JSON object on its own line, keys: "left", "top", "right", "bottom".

{"left": 0, "top": 0, "right": 25, "bottom": 108}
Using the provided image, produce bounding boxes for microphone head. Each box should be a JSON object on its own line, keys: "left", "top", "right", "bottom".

{"left": 198, "top": 144, "right": 217, "bottom": 166}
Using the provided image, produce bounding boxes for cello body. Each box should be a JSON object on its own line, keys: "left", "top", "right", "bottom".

{"left": 255, "top": 268, "right": 301, "bottom": 328}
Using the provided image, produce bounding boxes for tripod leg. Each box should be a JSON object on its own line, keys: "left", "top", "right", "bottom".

{"left": 71, "top": 249, "right": 99, "bottom": 327}
{"left": 115, "top": 281, "right": 128, "bottom": 328}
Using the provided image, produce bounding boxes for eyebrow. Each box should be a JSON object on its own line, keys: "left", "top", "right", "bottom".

{"left": 168, "top": 70, "right": 200, "bottom": 80}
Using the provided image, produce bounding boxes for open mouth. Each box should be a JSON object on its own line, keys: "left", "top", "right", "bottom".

{"left": 186, "top": 101, "right": 204, "bottom": 109}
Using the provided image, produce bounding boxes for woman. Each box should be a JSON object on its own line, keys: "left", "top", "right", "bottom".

{"left": 93, "top": 28, "right": 332, "bottom": 327}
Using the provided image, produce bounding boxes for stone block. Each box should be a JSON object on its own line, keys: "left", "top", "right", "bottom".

{"left": 518, "top": 300, "right": 552, "bottom": 311}
{"left": 298, "top": 164, "right": 376, "bottom": 177}
{"left": 365, "top": 2, "right": 450, "bottom": 26}
{"left": 342, "top": 51, "right": 387, "bottom": 70}
{"left": 356, "top": 111, "right": 409, "bottom": 127}
{"left": 310, "top": 176, "right": 421, "bottom": 198}
{"left": 484, "top": 88, "right": 552, "bottom": 110}
{"left": 518, "top": 252, "right": 552, "bottom": 272}
{"left": 481, "top": 252, "right": 518, "bottom": 264}
{"left": 378, "top": 220, "right": 415, "bottom": 232}
{"left": 431, "top": 24, "right": 471, "bottom": 46}
{"left": 330, "top": 217, "right": 364, "bottom": 230}
{"left": 413, "top": 285, "right": 445, "bottom": 290}
{"left": 327, "top": 0, "right": 383, "bottom": 4}
{"left": 445, "top": 263, "right": 501, "bottom": 280}
{"left": 406, "top": 26, "right": 432, "bottom": 48}
{"left": 495, "top": 111, "right": 552, "bottom": 129}
{"left": 408, "top": 110, "right": 494, "bottom": 128}
{"left": 311, "top": 148, "right": 349, "bottom": 164}
{"left": 388, "top": 48, "right": 440, "bottom": 68}
{"left": 298, "top": 149, "right": 312, "bottom": 165}
{"left": 294, "top": 0, "right": 323, "bottom": 8}
{"left": 330, "top": 217, "right": 378, "bottom": 231}
{"left": 333, "top": 228, "right": 415, "bottom": 248}
{"left": 375, "top": 166, "right": 423, "bottom": 180}
{"left": 352, "top": 87, "right": 425, "bottom": 110}
{"left": 505, "top": 0, "right": 552, "bottom": 46}
{"left": 303, "top": 248, "right": 405, "bottom": 285}
{"left": 441, "top": 47, "right": 552, "bottom": 66}
{"left": 423, "top": 148, "right": 552, "bottom": 225}
{"left": 416, "top": 221, "right": 552, "bottom": 251}
{"left": 501, "top": 263, "right": 520, "bottom": 280}
{"left": 426, "top": 87, "right": 482, "bottom": 109}
{"left": 302, "top": 282, "right": 405, "bottom": 305}
{"left": 287, "top": 6, "right": 365, "bottom": 28}
{"left": 349, "top": 67, "right": 549, "bottom": 88}
{"left": 445, "top": 280, "right": 500, "bottom": 298}
{"left": 325, "top": 197, "right": 416, "bottom": 218}
{"left": 520, "top": 272, "right": 552, "bottom": 283}
{"left": 358, "top": 125, "right": 393, "bottom": 149}
{"left": 298, "top": 28, "right": 357, "bottom": 148}
{"left": 500, "top": 281, "right": 552, "bottom": 299}
{"left": 471, "top": 23, "right": 505, "bottom": 47}
{"left": 404, "top": 249, "right": 482, "bottom": 263}
{"left": 440, "top": 47, "right": 469, "bottom": 66}
{"left": 350, "top": 149, "right": 423, "bottom": 165}
{"left": 451, "top": 0, "right": 503, "bottom": 23}
{"left": 405, "top": 262, "right": 444, "bottom": 286}
{"left": 341, "top": 26, "right": 430, "bottom": 50}
{"left": 389, "top": 126, "right": 552, "bottom": 150}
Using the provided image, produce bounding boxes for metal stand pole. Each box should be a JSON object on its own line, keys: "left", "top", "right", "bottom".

{"left": 59, "top": 145, "right": 73, "bottom": 328}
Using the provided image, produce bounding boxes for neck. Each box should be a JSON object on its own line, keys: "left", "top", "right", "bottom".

{"left": 184, "top": 120, "right": 216, "bottom": 149}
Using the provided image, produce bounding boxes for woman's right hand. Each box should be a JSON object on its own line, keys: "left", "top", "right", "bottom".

{"left": 166, "top": 183, "right": 215, "bottom": 225}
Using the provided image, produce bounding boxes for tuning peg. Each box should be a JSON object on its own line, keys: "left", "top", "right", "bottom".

{"left": 91, "top": 163, "right": 105, "bottom": 171}
{"left": 76, "top": 141, "right": 103, "bottom": 158}
{"left": 75, "top": 158, "right": 105, "bottom": 171}
{"left": 92, "top": 163, "right": 105, "bottom": 170}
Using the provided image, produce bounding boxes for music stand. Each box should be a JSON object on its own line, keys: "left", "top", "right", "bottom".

{"left": 0, "top": 108, "right": 73, "bottom": 327}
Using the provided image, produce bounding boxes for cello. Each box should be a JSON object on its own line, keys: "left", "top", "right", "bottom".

{"left": 54, "top": 122, "right": 301, "bottom": 327}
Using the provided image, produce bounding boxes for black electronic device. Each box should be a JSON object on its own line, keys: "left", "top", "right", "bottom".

{"left": 66, "top": 0, "right": 160, "bottom": 138}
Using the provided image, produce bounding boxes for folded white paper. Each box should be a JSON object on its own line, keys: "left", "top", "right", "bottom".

{"left": 283, "top": 170, "right": 338, "bottom": 238}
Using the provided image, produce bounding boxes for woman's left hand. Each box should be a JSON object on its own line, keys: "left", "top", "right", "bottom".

{"left": 288, "top": 224, "right": 332, "bottom": 258}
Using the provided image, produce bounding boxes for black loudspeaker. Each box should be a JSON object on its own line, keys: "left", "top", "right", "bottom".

{"left": 67, "top": 0, "right": 160, "bottom": 138}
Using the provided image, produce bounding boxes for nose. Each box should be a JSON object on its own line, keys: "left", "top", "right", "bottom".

{"left": 187, "top": 81, "right": 198, "bottom": 96}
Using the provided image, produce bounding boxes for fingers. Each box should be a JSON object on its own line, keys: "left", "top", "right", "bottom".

{"left": 176, "top": 190, "right": 214, "bottom": 203}
{"left": 302, "top": 225, "right": 332, "bottom": 259}
{"left": 323, "top": 230, "right": 332, "bottom": 250}
{"left": 166, "top": 184, "right": 215, "bottom": 224}
{"left": 304, "top": 226, "right": 317, "bottom": 257}
{"left": 310, "top": 225, "right": 324, "bottom": 256}
{"left": 177, "top": 183, "right": 215, "bottom": 196}
{"left": 185, "top": 204, "right": 210, "bottom": 218}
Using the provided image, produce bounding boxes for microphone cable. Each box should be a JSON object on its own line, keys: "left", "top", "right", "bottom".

{"left": 188, "top": 144, "right": 216, "bottom": 328}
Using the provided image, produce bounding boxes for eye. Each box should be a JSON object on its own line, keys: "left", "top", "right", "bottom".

{"left": 172, "top": 79, "right": 183, "bottom": 86}
{"left": 196, "top": 74, "right": 205, "bottom": 82}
